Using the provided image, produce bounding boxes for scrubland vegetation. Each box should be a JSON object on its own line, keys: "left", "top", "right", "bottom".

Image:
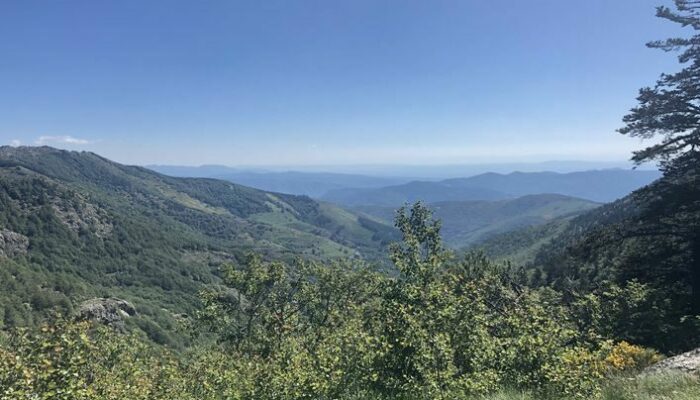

{"left": 1, "top": 203, "right": 696, "bottom": 399}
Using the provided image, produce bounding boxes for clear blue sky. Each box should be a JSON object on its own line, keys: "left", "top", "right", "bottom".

{"left": 0, "top": 0, "right": 686, "bottom": 166}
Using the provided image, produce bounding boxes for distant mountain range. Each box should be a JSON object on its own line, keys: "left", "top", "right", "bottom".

{"left": 355, "top": 194, "right": 599, "bottom": 248}
{"left": 322, "top": 170, "right": 662, "bottom": 206}
{"left": 148, "top": 165, "right": 411, "bottom": 197}
{"left": 148, "top": 166, "right": 659, "bottom": 251}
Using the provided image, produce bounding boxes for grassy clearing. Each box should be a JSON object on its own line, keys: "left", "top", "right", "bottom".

{"left": 460, "top": 373, "right": 700, "bottom": 400}
{"left": 600, "top": 372, "right": 700, "bottom": 400}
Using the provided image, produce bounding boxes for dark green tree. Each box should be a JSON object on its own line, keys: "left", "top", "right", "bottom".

{"left": 619, "top": 1, "right": 700, "bottom": 168}
{"left": 617, "top": 0, "right": 700, "bottom": 325}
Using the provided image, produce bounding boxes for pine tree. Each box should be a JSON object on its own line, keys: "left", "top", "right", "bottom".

{"left": 619, "top": 1, "right": 700, "bottom": 169}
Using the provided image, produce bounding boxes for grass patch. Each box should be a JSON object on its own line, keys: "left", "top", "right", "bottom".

{"left": 601, "top": 372, "right": 700, "bottom": 400}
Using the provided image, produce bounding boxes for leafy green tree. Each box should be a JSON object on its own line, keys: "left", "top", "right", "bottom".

{"left": 199, "top": 254, "right": 301, "bottom": 356}
{"left": 371, "top": 203, "right": 627, "bottom": 398}
{"left": 371, "top": 203, "right": 454, "bottom": 395}
{"left": 389, "top": 202, "right": 450, "bottom": 283}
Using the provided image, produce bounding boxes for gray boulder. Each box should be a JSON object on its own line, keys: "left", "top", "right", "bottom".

{"left": 644, "top": 348, "right": 700, "bottom": 376}
{"left": 77, "top": 298, "right": 136, "bottom": 329}
{"left": 0, "top": 229, "right": 29, "bottom": 258}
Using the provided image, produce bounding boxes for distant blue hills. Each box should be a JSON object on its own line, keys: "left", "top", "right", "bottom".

{"left": 322, "top": 169, "right": 662, "bottom": 205}
{"left": 148, "top": 164, "right": 660, "bottom": 204}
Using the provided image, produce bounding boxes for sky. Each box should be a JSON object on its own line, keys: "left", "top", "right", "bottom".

{"left": 0, "top": 0, "right": 688, "bottom": 167}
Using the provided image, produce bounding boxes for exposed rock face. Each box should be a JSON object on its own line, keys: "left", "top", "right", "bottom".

{"left": 78, "top": 298, "right": 136, "bottom": 329}
{"left": 645, "top": 348, "right": 700, "bottom": 376}
{"left": 0, "top": 229, "right": 29, "bottom": 258}
{"left": 50, "top": 196, "right": 113, "bottom": 238}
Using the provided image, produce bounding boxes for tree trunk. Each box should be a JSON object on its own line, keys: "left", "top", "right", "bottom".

{"left": 691, "top": 236, "right": 700, "bottom": 315}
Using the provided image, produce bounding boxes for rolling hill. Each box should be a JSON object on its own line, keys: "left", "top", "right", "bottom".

{"left": 0, "top": 146, "right": 394, "bottom": 345}
{"left": 322, "top": 169, "right": 661, "bottom": 206}
{"left": 324, "top": 181, "right": 508, "bottom": 207}
{"left": 355, "top": 194, "right": 599, "bottom": 248}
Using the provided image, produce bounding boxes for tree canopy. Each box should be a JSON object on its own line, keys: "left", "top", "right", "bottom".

{"left": 619, "top": 1, "right": 700, "bottom": 168}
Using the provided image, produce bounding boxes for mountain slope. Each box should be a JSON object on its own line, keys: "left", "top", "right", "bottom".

{"left": 0, "top": 146, "right": 393, "bottom": 344}
{"left": 473, "top": 216, "right": 574, "bottom": 265}
{"left": 323, "top": 170, "right": 661, "bottom": 206}
{"left": 474, "top": 157, "right": 700, "bottom": 352}
{"left": 355, "top": 194, "right": 599, "bottom": 248}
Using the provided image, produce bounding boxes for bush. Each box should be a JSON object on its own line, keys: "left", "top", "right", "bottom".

{"left": 0, "top": 204, "right": 684, "bottom": 399}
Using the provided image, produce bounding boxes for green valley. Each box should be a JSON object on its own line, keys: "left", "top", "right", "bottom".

{"left": 355, "top": 194, "right": 599, "bottom": 249}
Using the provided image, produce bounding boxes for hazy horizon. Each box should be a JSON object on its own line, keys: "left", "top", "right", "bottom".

{"left": 2, "top": 142, "right": 657, "bottom": 178}
{"left": 147, "top": 159, "right": 660, "bottom": 179}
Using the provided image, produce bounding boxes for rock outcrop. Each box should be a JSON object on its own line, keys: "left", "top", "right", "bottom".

{"left": 77, "top": 298, "right": 136, "bottom": 329}
{"left": 50, "top": 195, "right": 113, "bottom": 238}
{"left": 644, "top": 348, "right": 700, "bottom": 376}
{"left": 0, "top": 229, "right": 29, "bottom": 258}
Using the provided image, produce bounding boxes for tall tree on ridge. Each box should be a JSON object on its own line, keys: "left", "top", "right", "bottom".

{"left": 619, "top": 0, "right": 700, "bottom": 169}
{"left": 618, "top": 1, "right": 700, "bottom": 315}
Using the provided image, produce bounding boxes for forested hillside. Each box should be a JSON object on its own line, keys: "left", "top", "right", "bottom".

{"left": 0, "top": 202, "right": 693, "bottom": 399}
{"left": 475, "top": 155, "right": 700, "bottom": 353}
{"left": 356, "top": 194, "right": 599, "bottom": 248}
{"left": 0, "top": 150, "right": 696, "bottom": 397}
{"left": 0, "top": 146, "right": 393, "bottom": 345}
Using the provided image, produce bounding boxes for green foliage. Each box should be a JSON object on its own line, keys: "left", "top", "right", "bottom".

{"left": 0, "top": 202, "right": 687, "bottom": 399}
{"left": 618, "top": 1, "right": 700, "bottom": 167}
{"left": 570, "top": 281, "right": 667, "bottom": 346}
{"left": 0, "top": 319, "right": 246, "bottom": 399}
{"left": 0, "top": 146, "right": 393, "bottom": 344}
{"left": 192, "top": 203, "right": 663, "bottom": 399}
{"left": 477, "top": 157, "right": 700, "bottom": 353}
{"left": 0, "top": 151, "right": 695, "bottom": 398}
{"left": 473, "top": 216, "right": 573, "bottom": 266}
{"left": 358, "top": 194, "right": 599, "bottom": 249}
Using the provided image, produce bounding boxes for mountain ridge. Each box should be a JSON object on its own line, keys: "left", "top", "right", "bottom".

{"left": 322, "top": 169, "right": 661, "bottom": 206}
{"left": 148, "top": 165, "right": 412, "bottom": 197}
